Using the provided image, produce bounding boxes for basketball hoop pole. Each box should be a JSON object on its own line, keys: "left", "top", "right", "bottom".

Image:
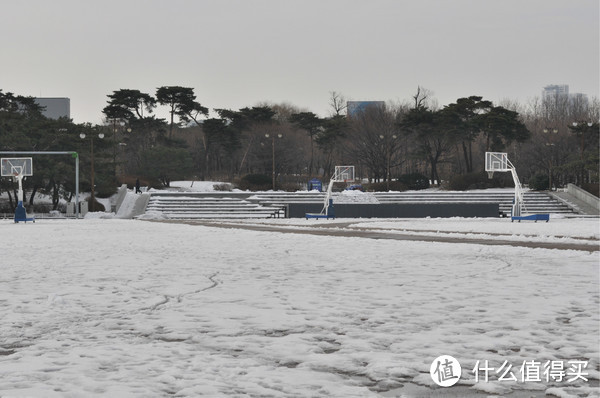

{"left": 485, "top": 152, "right": 525, "bottom": 218}
{"left": 485, "top": 151, "right": 550, "bottom": 222}
{"left": 322, "top": 179, "right": 336, "bottom": 215}
{"left": 12, "top": 174, "right": 31, "bottom": 223}
{"left": 0, "top": 151, "right": 80, "bottom": 219}
{"left": 321, "top": 166, "right": 354, "bottom": 216}
{"left": 305, "top": 166, "right": 354, "bottom": 219}
{"left": 16, "top": 174, "right": 24, "bottom": 205}
{"left": 507, "top": 159, "right": 524, "bottom": 217}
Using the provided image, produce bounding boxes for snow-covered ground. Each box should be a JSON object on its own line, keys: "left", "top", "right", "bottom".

{"left": 0, "top": 216, "right": 598, "bottom": 397}
{"left": 221, "top": 216, "right": 599, "bottom": 248}
{"left": 153, "top": 181, "right": 237, "bottom": 193}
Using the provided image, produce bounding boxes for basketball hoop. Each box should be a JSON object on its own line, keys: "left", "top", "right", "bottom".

{"left": 306, "top": 165, "right": 355, "bottom": 219}
{"left": 487, "top": 171, "right": 494, "bottom": 179}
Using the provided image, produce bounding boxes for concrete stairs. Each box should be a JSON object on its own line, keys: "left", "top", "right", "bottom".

{"left": 145, "top": 189, "right": 578, "bottom": 219}
{"left": 146, "top": 193, "right": 285, "bottom": 219}
{"left": 374, "top": 191, "right": 576, "bottom": 216}
{"left": 248, "top": 190, "right": 577, "bottom": 217}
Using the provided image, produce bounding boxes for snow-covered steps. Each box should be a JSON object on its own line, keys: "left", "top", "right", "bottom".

{"left": 145, "top": 193, "right": 285, "bottom": 219}
{"left": 144, "top": 190, "right": 579, "bottom": 219}
{"left": 374, "top": 191, "right": 576, "bottom": 216}
{"left": 249, "top": 190, "right": 578, "bottom": 216}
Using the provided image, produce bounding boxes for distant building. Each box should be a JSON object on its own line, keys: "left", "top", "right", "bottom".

{"left": 542, "top": 84, "right": 569, "bottom": 102}
{"left": 569, "top": 92, "right": 589, "bottom": 107}
{"left": 34, "top": 97, "right": 70, "bottom": 119}
{"left": 347, "top": 101, "right": 385, "bottom": 117}
{"left": 542, "top": 85, "right": 588, "bottom": 107}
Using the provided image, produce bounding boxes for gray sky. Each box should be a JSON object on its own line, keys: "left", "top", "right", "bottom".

{"left": 1, "top": 0, "right": 598, "bottom": 124}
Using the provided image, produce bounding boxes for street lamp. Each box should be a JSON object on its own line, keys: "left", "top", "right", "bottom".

{"left": 117, "top": 142, "right": 128, "bottom": 178}
{"left": 265, "top": 133, "right": 282, "bottom": 190}
{"left": 80, "top": 131, "right": 104, "bottom": 211}
{"left": 379, "top": 134, "right": 398, "bottom": 191}
{"left": 543, "top": 128, "right": 558, "bottom": 191}
{"left": 117, "top": 124, "right": 131, "bottom": 178}
{"left": 571, "top": 121, "right": 594, "bottom": 184}
{"left": 572, "top": 121, "right": 594, "bottom": 157}
{"left": 114, "top": 122, "right": 132, "bottom": 175}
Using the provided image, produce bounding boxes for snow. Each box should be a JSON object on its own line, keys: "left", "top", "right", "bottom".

{"left": 136, "top": 211, "right": 168, "bottom": 221}
{"left": 153, "top": 181, "right": 236, "bottom": 193}
{"left": 336, "top": 190, "right": 380, "bottom": 203}
{"left": 207, "top": 217, "right": 599, "bottom": 248}
{"left": 114, "top": 191, "right": 138, "bottom": 218}
{"left": 0, "top": 215, "right": 598, "bottom": 397}
{"left": 351, "top": 217, "right": 599, "bottom": 239}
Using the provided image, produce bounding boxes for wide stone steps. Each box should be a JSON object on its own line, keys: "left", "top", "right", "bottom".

{"left": 146, "top": 194, "right": 285, "bottom": 219}
{"left": 145, "top": 190, "right": 578, "bottom": 219}
{"left": 248, "top": 191, "right": 576, "bottom": 216}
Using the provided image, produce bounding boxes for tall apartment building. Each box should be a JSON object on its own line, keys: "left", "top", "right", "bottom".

{"left": 569, "top": 92, "right": 589, "bottom": 107}
{"left": 542, "top": 85, "right": 588, "bottom": 107}
{"left": 542, "top": 84, "right": 569, "bottom": 101}
{"left": 34, "top": 97, "right": 70, "bottom": 119}
{"left": 347, "top": 101, "right": 385, "bottom": 117}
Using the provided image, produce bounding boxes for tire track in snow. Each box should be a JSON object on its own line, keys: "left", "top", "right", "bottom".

{"left": 150, "top": 220, "right": 599, "bottom": 252}
{"left": 142, "top": 272, "right": 220, "bottom": 311}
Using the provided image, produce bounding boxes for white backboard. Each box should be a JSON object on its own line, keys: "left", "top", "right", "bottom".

{"left": 1, "top": 157, "right": 33, "bottom": 177}
{"left": 485, "top": 152, "right": 508, "bottom": 172}
{"left": 333, "top": 166, "right": 355, "bottom": 182}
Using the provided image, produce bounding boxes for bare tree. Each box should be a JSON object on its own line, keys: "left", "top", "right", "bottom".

{"left": 329, "top": 91, "right": 347, "bottom": 116}
{"left": 256, "top": 101, "right": 304, "bottom": 122}
{"left": 345, "top": 104, "right": 402, "bottom": 183}
{"left": 412, "top": 86, "right": 428, "bottom": 109}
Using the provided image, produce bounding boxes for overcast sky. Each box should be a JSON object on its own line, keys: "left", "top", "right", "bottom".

{"left": 1, "top": 0, "right": 598, "bottom": 124}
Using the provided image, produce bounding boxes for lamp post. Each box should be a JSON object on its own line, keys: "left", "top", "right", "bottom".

{"left": 571, "top": 121, "right": 594, "bottom": 184}
{"left": 114, "top": 122, "right": 131, "bottom": 176}
{"left": 265, "top": 133, "right": 282, "bottom": 190}
{"left": 572, "top": 122, "right": 593, "bottom": 158}
{"left": 117, "top": 142, "right": 127, "bottom": 177}
{"left": 379, "top": 134, "right": 397, "bottom": 191}
{"left": 543, "top": 128, "right": 558, "bottom": 190}
{"left": 80, "top": 131, "right": 104, "bottom": 211}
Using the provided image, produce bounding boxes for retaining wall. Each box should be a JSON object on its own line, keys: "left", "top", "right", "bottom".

{"left": 288, "top": 203, "right": 499, "bottom": 218}
{"left": 567, "top": 184, "right": 600, "bottom": 213}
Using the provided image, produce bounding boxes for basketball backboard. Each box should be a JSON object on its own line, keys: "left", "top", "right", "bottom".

{"left": 1, "top": 158, "right": 33, "bottom": 177}
{"left": 333, "top": 165, "right": 355, "bottom": 182}
{"left": 485, "top": 152, "right": 508, "bottom": 172}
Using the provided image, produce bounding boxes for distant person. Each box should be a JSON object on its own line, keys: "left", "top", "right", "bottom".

{"left": 135, "top": 178, "right": 141, "bottom": 194}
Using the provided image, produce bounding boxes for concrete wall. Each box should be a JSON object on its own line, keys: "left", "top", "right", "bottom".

{"left": 115, "top": 192, "right": 150, "bottom": 219}
{"left": 567, "top": 184, "right": 600, "bottom": 212}
{"left": 288, "top": 203, "right": 499, "bottom": 218}
{"left": 114, "top": 184, "right": 128, "bottom": 213}
{"left": 114, "top": 184, "right": 151, "bottom": 219}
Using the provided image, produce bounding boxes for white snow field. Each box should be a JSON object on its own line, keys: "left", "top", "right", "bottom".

{"left": 0, "top": 216, "right": 598, "bottom": 397}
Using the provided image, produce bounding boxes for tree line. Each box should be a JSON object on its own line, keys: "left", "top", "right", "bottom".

{"left": 0, "top": 86, "right": 598, "bottom": 211}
